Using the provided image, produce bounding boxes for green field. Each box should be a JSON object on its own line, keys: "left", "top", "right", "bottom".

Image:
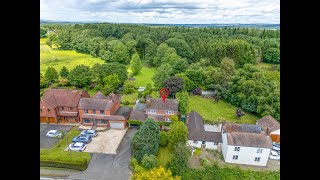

{"left": 132, "top": 66, "right": 156, "bottom": 87}
{"left": 40, "top": 38, "right": 104, "bottom": 75}
{"left": 156, "top": 146, "right": 173, "bottom": 167}
{"left": 189, "top": 96, "right": 258, "bottom": 124}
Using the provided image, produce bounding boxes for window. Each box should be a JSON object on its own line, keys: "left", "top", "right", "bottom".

{"left": 233, "top": 155, "right": 238, "bottom": 160}
{"left": 165, "top": 118, "right": 171, "bottom": 122}
{"left": 83, "top": 119, "right": 91, "bottom": 123}
{"left": 166, "top": 110, "right": 174, "bottom": 115}
{"left": 69, "top": 107, "right": 72, "bottom": 110}
{"left": 214, "top": 142, "right": 218, "bottom": 145}
{"left": 193, "top": 140, "right": 198, "bottom": 144}
{"left": 100, "top": 120, "right": 107, "bottom": 124}
{"left": 254, "top": 157, "right": 261, "bottom": 162}
{"left": 147, "top": 109, "right": 156, "bottom": 114}
{"left": 234, "top": 147, "right": 240, "bottom": 151}
{"left": 256, "top": 149, "right": 263, "bottom": 153}
{"left": 100, "top": 110, "right": 104, "bottom": 114}
{"left": 92, "top": 110, "right": 96, "bottom": 114}
{"left": 47, "top": 109, "right": 51, "bottom": 113}
{"left": 84, "top": 109, "right": 88, "bottom": 113}
{"left": 202, "top": 141, "right": 206, "bottom": 144}
{"left": 61, "top": 107, "right": 64, "bottom": 110}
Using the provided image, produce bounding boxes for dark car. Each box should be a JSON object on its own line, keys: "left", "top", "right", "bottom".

{"left": 72, "top": 135, "right": 92, "bottom": 144}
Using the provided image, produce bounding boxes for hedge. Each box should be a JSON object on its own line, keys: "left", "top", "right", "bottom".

{"left": 40, "top": 159, "right": 88, "bottom": 171}
{"left": 128, "top": 120, "right": 143, "bottom": 125}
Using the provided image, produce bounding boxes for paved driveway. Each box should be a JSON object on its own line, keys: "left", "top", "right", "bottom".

{"left": 40, "top": 124, "right": 74, "bottom": 149}
{"left": 40, "top": 128, "right": 138, "bottom": 180}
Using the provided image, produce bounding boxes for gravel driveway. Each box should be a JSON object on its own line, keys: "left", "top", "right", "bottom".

{"left": 40, "top": 124, "right": 74, "bottom": 149}
{"left": 40, "top": 128, "right": 138, "bottom": 180}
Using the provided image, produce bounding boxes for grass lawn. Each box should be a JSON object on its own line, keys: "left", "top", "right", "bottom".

{"left": 121, "top": 93, "right": 138, "bottom": 106}
{"left": 157, "top": 146, "right": 173, "bottom": 167}
{"left": 40, "top": 127, "right": 91, "bottom": 170}
{"left": 132, "top": 66, "right": 156, "bottom": 87}
{"left": 40, "top": 38, "right": 104, "bottom": 74}
{"left": 188, "top": 96, "right": 258, "bottom": 124}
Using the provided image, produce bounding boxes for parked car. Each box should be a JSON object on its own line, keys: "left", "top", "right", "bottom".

{"left": 46, "top": 130, "right": 63, "bottom": 138}
{"left": 272, "top": 142, "right": 280, "bottom": 151}
{"left": 80, "top": 130, "right": 98, "bottom": 137}
{"left": 72, "top": 135, "right": 92, "bottom": 144}
{"left": 269, "top": 150, "right": 280, "bottom": 160}
{"left": 68, "top": 142, "right": 87, "bottom": 152}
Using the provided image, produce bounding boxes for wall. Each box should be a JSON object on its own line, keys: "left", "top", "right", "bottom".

{"left": 187, "top": 140, "right": 219, "bottom": 150}
{"left": 224, "top": 145, "right": 271, "bottom": 166}
{"left": 221, "top": 130, "right": 228, "bottom": 160}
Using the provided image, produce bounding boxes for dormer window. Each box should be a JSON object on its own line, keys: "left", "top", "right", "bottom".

{"left": 166, "top": 110, "right": 174, "bottom": 115}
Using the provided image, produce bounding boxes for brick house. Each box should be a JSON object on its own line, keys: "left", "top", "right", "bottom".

{"left": 129, "top": 95, "right": 179, "bottom": 123}
{"left": 256, "top": 115, "right": 280, "bottom": 143}
{"left": 40, "top": 89, "right": 90, "bottom": 124}
{"left": 78, "top": 92, "right": 132, "bottom": 129}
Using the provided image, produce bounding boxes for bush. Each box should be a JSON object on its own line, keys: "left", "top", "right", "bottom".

{"left": 200, "top": 158, "right": 209, "bottom": 166}
{"left": 40, "top": 160, "right": 88, "bottom": 171}
{"left": 160, "top": 131, "right": 168, "bottom": 147}
{"left": 194, "top": 148, "right": 202, "bottom": 156}
{"left": 128, "top": 120, "right": 143, "bottom": 126}
{"left": 138, "top": 91, "right": 143, "bottom": 98}
{"left": 141, "top": 154, "right": 158, "bottom": 170}
{"left": 139, "top": 99, "right": 146, "bottom": 103}
{"left": 192, "top": 87, "right": 202, "bottom": 95}
{"left": 130, "top": 157, "right": 146, "bottom": 173}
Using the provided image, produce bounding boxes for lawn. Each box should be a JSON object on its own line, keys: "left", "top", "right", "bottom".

{"left": 188, "top": 96, "right": 258, "bottom": 124}
{"left": 40, "top": 127, "right": 91, "bottom": 171}
{"left": 156, "top": 146, "right": 173, "bottom": 167}
{"left": 121, "top": 93, "right": 138, "bottom": 107}
{"left": 132, "top": 66, "right": 156, "bottom": 87}
{"left": 40, "top": 38, "right": 104, "bottom": 75}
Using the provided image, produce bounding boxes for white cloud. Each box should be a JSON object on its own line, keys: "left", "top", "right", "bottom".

{"left": 40, "top": 0, "right": 280, "bottom": 23}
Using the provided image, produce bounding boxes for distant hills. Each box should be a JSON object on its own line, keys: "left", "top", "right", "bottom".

{"left": 40, "top": 20, "right": 279, "bottom": 29}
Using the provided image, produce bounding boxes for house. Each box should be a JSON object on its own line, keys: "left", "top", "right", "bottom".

{"left": 256, "top": 115, "right": 280, "bottom": 143}
{"left": 78, "top": 92, "right": 132, "bottom": 129}
{"left": 186, "top": 111, "right": 222, "bottom": 150}
{"left": 221, "top": 123, "right": 272, "bottom": 166}
{"left": 144, "top": 96, "right": 179, "bottom": 123}
{"left": 40, "top": 89, "right": 90, "bottom": 124}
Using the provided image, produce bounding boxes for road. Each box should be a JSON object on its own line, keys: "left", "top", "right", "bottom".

{"left": 40, "top": 128, "right": 137, "bottom": 180}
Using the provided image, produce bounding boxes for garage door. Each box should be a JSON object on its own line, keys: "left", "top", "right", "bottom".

{"left": 48, "top": 117, "right": 56, "bottom": 124}
{"left": 110, "top": 122, "right": 124, "bottom": 129}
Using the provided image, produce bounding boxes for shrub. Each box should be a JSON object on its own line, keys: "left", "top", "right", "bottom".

{"left": 141, "top": 154, "right": 158, "bottom": 170}
{"left": 130, "top": 157, "right": 146, "bottom": 173}
{"left": 194, "top": 148, "right": 202, "bottom": 156}
{"left": 200, "top": 158, "right": 209, "bottom": 166}
{"left": 128, "top": 120, "right": 143, "bottom": 126}
{"left": 192, "top": 87, "right": 202, "bottom": 95}
{"left": 40, "top": 160, "right": 88, "bottom": 171}
{"left": 160, "top": 131, "right": 168, "bottom": 147}
{"left": 139, "top": 99, "right": 146, "bottom": 103}
{"left": 138, "top": 91, "right": 143, "bottom": 98}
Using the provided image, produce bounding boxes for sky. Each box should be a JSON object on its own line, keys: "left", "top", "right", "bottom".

{"left": 40, "top": 0, "right": 280, "bottom": 24}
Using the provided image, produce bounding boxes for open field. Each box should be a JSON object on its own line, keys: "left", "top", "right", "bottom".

{"left": 40, "top": 38, "right": 104, "bottom": 75}
{"left": 189, "top": 96, "right": 258, "bottom": 124}
{"left": 132, "top": 66, "right": 156, "bottom": 87}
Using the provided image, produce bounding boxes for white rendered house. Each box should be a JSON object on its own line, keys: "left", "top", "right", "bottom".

{"left": 186, "top": 111, "right": 222, "bottom": 150}
{"left": 221, "top": 123, "right": 272, "bottom": 166}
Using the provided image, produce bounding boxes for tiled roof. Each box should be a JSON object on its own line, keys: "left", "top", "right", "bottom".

{"left": 146, "top": 98, "right": 178, "bottom": 111}
{"left": 41, "top": 89, "right": 90, "bottom": 108}
{"left": 224, "top": 123, "right": 262, "bottom": 134}
{"left": 114, "top": 106, "right": 132, "bottom": 120}
{"left": 92, "top": 91, "right": 107, "bottom": 99}
{"left": 256, "top": 115, "right": 280, "bottom": 133}
{"left": 82, "top": 114, "right": 125, "bottom": 121}
{"left": 58, "top": 111, "right": 78, "bottom": 116}
{"left": 187, "top": 111, "right": 222, "bottom": 143}
{"left": 79, "top": 98, "right": 112, "bottom": 110}
{"left": 227, "top": 132, "right": 272, "bottom": 148}
{"left": 129, "top": 111, "right": 147, "bottom": 121}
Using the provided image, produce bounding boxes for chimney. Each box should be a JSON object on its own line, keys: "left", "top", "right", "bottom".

{"left": 146, "top": 95, "right": 151, "bottom": 107}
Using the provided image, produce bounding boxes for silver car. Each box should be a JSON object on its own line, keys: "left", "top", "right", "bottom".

{"left": 272, "top": 142, "right": 280, "bottom": 151}
{"left": 68, "top": 142, "right": 87, "bottom": 152}
{"left": 269, "top": 150, "right": 280, "bottom": 160}
{"left": 46, "top": 130, "right": 62, "bottom": 138}
{"left": 80, "top": 130, "right": 98, "bottom": 137}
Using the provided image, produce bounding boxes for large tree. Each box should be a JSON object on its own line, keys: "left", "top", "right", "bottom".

{"left": 111, "top": 42, "right": 130, "bottom": 64}
{"left": 131, "top": 118, "right": 161, "bottom": 162}
{"left": 152, "top": 63, "right": 173, "bottom": 90}
{"left": 153, "top": 43, "right": 169, "bottom": 67}
{"left": 45, "top": 66, "right": 59, "bottom": 83}
{"left": 165, "top": 37, "right": 194, "bottom": 60}
{"left": 167, "top": 122, "right": 188, "bottom": 147}
{"left": 40, "top": 73, "right": 47, "bottom": 88}
{"left": 68, "top": 65, "right": 92, "bottom": 88}
{"left": 176, "top": 91, "right": 189, "bottom": 115}
{"left": 103, "top": 74, "right": 121, "bottom": 92}
{"left": 168, "top": 142, "right": 192, "bottom": 176}
{"left": 164, "top": 76, "right": 184, "bottom": 98}
{"left": 130, "top": 53, "right": 142, "bottom": 76}
{"left": 263, "top": 48, "right": 280, "bottom": 64}
{"left": 59, "top": 66, "right": 69, "bottom": 78}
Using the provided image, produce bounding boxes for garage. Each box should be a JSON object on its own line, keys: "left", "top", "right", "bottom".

{"left": 48, "top": 117, "right": 56, "bottom": 124}
{"left": 40, "top": 117, "right": 47, "bottom": 123}
{"left": 110, "top": 121, "right": 125, "bottom": 129}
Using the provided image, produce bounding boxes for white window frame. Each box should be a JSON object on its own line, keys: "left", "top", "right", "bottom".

{"left": 234, "top": 147, "right": 240, "bottom": 151}
{"left": 254, "top": 157, "right": 261, "bottom": 162}
{"left": 214, "top": 142, "right": 218, "bottom": 145}
{"left": 166, "top": 110, "right": 174, "bottom": 115}
{"left": 256, "top": 148, "right": 263, "bottom": 153}
{"left": 233, "top": 155, "right": 238, "bottom": 160}
{"left": 193, "top": 140, "right": 198, "bottom": 144}
{"left": 165, "top": 118, "right": 171, "bottom": 122}
{"left": 147, "top": 109, "right": 156, "bottom": 114}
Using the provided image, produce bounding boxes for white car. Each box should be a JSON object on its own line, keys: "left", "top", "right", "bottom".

{"left": 46, "top": 130, "right": 63, "bottom": 138}
{"left": 272, "top": 142, "right": 280, "bottom": 151}
{"left": 68, "top": 142, "right": 87, "bottom": 152}
{"left": 269, "top": 150, "right": 280, "bottom": 160}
